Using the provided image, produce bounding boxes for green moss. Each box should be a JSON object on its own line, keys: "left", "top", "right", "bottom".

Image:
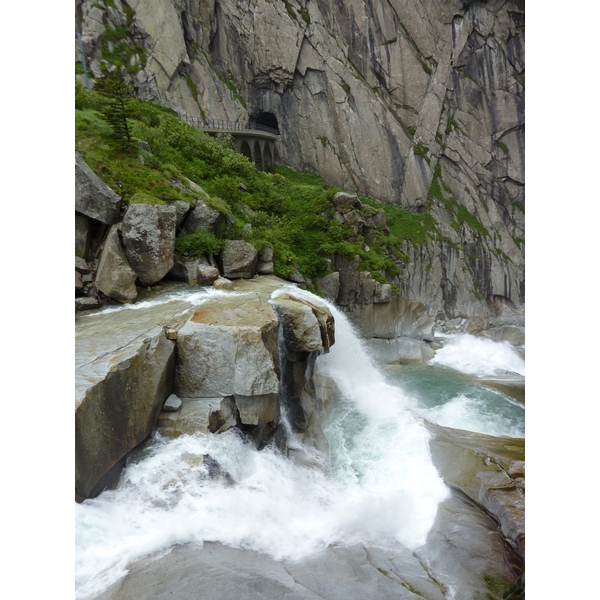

{"left": 300, "top": 9, "right": 311, "bottom": 24}
{"left": 413, "top": 142, "right": 430, "bottom": 163}
{"left": 513, "top": 237, "right": 525, "bottom": 249}
{"left": 187, "top": 76, "right": 199, "bottom": 103}
{"left": 497, "top": 141, "right": 509, "bottom": 154}
{"left": 75, "top": 63, "right": 85, "bottom": 75}
{"left": 512, "top": 201, "right": 525, "bottom": 214}
{"left": 418, "top": 57, "right": 432, "bottom": 75}
{"left": 445, "top": 114, "right": 460, "bottom": 135}
{"left": 407, "top": 126, "right": 416, "bottom": 136}
{"left": 283, "top": 0, "right": 298, "bottom": 20}
{"left": 341, "top": 79, "right": 351, "bottom": 94}
{"left": 382, "top": 37, "right": 398, "bottom": 46}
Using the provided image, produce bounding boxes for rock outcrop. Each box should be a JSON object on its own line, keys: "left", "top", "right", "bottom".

{"left": 95, "top": 225, "right": 138, "bottom": 303}
{"left": 122, "top": 204, "right": 177, "bottom": 285}
{"left": 425, "top": 421, "right": 525, "bottom": 560}
{"left": 75, "top": 152, "right": 121, "bottom": 225}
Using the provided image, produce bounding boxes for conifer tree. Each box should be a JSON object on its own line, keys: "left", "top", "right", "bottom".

{"left": 95, "top": 68, "right": 134, "bottom": 149}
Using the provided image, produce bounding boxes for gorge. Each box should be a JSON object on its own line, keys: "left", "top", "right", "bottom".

{"left": 75, "top": 1, "right": 525, "bottom": 598}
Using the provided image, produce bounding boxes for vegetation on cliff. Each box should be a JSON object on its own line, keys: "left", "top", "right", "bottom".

{"left": 76, "top": 82, "right": 438, "bottom": 289}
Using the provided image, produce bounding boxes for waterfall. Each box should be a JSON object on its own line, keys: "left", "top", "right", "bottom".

{"left": 75, "top": 286, "right": 449, "bottom": 600}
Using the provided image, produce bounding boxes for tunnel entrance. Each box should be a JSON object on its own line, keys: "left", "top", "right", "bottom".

{"left": 255, "top": 112, "right": 279, "bottom": 133}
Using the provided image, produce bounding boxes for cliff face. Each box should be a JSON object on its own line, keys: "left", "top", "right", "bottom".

{"left": 76, "top": 0, "right": 524, "bottom": 318}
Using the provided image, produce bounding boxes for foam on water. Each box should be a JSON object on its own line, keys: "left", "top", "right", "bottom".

{"left": 80, "top": 285, "right": 236, "bottom": 317}
{"left": 416, "top": 392, "right": 524, "bottom": 438}
{"left": 74, "top": 288, "right": 450, "bottom": 598}
{"left": 430, "top": 333, "right": 525, "bottom": 377}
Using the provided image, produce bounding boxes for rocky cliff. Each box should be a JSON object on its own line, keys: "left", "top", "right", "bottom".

{"left": 76, "top": 0, "right": 524, "bottom": 319}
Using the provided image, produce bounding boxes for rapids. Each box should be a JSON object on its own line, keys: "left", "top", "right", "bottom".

{"left": 75, "top": 287, "right": 524, "bottom": 599}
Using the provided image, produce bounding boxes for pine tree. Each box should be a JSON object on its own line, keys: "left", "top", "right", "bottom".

{"left": 95, "top": 68, "right": 134, "bottom": 148}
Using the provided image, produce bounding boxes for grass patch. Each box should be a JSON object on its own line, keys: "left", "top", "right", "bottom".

{"left": 129, "top": 192, "right": 166, "bottom": 206}
{"left": 300, "top": 9, "right": 311, "bottom": 24}
{"left": 382, "top": 37, "right": 397, "bottom": 46}
{"left": 497, "top": 141, "right": 509, "bottom": 154}
{"left": 341, "top": 79, "right": 351, "bottom": 94}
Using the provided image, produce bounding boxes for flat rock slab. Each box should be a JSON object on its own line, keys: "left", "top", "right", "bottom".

{"left": 76, "top": 292, "right": 202, "bottom": 406}
{"left": 96, "top": 542, "right": 443, "bottom": 600}
{"left": 424, "top": 422, "right": 525, "bottom": 560}
{"left": 415, "top": 490, "right": 522, "bottom": 599}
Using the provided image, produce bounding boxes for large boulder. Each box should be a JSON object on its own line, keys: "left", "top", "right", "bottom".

{"left": 175, "top": 294, "right": 280, "bottom": 399}
{"left": 95, "top": 226, "right": 138, "bottom": 303}
{"left": 197, "top": 264, "right": 220, "bottom": 286}
{"left": 75, "top": 152, "right": 121, "bottom": 224}
{"left": 218, "top": 240, "right": 258, "bottom": 279}
{"left": 182, "top": 200, "right": 223, "bottom": 234}
{"left": 75, "top": 330, "right": 176, "bottom": 501}
{"left": 122, "top": 204, "right": 177, "bottom": 286}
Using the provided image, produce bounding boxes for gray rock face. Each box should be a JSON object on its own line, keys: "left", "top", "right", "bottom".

{"left": 75, "top": 213, "right": 92, "bottom": 258}
{"left": 75, "top": 152, "right": 121, "bottom": 224}
{"left": 75, "top": 330, "right": 175, "bottom": 501}
{"left": 95, "top": 226, "right": 138, "bottom": 303}
{"left": 182, "top": 201, "right": 222, "bottom": 234}
{"left": 166, "top": 200, "right": 192, "bottom": 230}
{"left": 316, "top": 272, "right": 340, "bottom": 301}
{"left": 75, "top": 296, "right": 102, "bottom": 312}
{"left": 122, "top": 204, "right": 177, "bottom": 286}
{"left": 218, "top": 240, "right": 258, "bottom": 279}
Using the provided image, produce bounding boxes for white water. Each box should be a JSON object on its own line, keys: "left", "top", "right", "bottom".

{"left": 430, "top": 333, "right": 525, "bottom": 377}
{"left": 75, "top": 287, "right": 450, "bottom": 599}
{"left": 416, "top": 392, "right": 524, "bottom": 438}
{"left": 79, "top": 285, "right": 238, "bottom": 317}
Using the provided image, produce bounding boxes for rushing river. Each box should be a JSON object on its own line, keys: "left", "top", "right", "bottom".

{"left": 75, "top": 287, "right": 525, "bottom": 599}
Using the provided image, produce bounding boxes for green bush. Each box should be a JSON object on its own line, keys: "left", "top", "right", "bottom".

{"left": 175, "top": 231, "right": 225, "bottom": 257}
